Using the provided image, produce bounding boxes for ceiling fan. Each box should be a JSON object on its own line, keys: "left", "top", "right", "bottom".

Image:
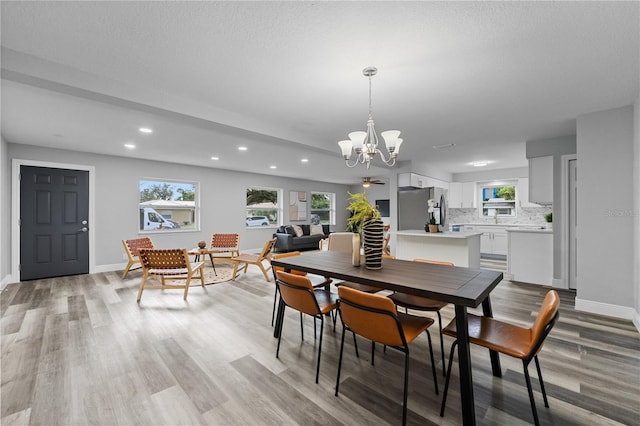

{"left": 362, "top": 177, "right": 385, "bottom": 188}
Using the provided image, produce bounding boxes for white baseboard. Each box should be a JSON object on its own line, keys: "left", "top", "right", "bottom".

{"left": 1, "top": 274, "right": 16, "bottom": 291}
{"left": 575, "top": 297, "right": 636, "bottom": 321}
{"left": 94, "top": 263, "right": 126, "bottom": 274}
{"left": 552, "top": 278, "right": 567, "bottom": 289}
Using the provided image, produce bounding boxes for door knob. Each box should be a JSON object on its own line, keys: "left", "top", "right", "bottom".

{"left": 78, "top": 227, "right": 88, "bottom": 232}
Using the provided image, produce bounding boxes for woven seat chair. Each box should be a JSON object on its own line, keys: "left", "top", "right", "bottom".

{"left": 440, "top": 290, "right": 560, "bottom": 426}
{"left": 335, "top": 286, "right": 439, "bottom": 426}
{"left": 209, "top": 233, "right": 240, "bottom": 260}
{"left": 275, "top": 271, "right": 338, "bottom": 384}
{"left": 136, "top": 248, "right": 205, "bottom": 301}
{"left": 121, "top": 237, "right": 154, "bottom": 279}
{"left": 231, "top": 237, "right": 276, "bottom": 282}
{"left": 388, "top": 258, "right": 455, "bottom": 376}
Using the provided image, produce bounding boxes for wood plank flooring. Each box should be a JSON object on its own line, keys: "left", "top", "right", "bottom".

{"left": 1, "top": 262, "right": 639, "bottom": 425}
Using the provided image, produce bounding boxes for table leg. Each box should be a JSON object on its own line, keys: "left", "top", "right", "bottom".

{"left": 481, "top": 295, "right": 502, "bottom": 377}
{"left": 208, "top": 253, "right": 217, "bottom": 275}
{"left": 455, "top": 304, "right": 476, "bottom": 426}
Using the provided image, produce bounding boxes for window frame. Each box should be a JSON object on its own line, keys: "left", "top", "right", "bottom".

{"left": 478, "top": 181, "right": 517, "bottom": 218}
{"left": 245, "top": 187, "right": 282, "bottom": 229}
{"left": 139, "top": 178, "right": 199, "bottom": 234}
{"left": 310, "top": 191, "right": 336, "bottom": 225}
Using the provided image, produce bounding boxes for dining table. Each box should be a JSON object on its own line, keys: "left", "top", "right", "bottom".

{"left": 271, "top": 250, "right": 504, "bottom": 426}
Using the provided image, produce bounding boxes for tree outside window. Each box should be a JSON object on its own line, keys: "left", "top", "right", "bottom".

{"left": 246, "top": 188, "right": 281, "bottom": 227}
{"left": 139, "top": 179, "right": 198, "bottom": 232}
{"left": 310, "top": 192, "right": 335, "bottom": 225}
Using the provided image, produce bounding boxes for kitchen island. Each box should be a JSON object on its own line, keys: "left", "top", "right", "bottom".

{"left": 394, "top": 230, "right": 482, "bottom": 268}
{"left": 507, "top": 228, "right": 553, "bottom": 285}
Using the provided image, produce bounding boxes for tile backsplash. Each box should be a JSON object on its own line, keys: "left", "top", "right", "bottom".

{"left": 448, "top": 206, "right": 552, "bottom": 226}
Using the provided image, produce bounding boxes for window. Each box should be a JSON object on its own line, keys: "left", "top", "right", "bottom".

{"left": 246, "top": 187, "right": 281, "bottom": 228}
{"left": 139, "top": 179, "right": 198, "bottom": 232}
{"left": 480, "top": 182, "right": 516, "bottom": 217}
{"left": 310, "top": 192, "right": 336, "bottom": 225}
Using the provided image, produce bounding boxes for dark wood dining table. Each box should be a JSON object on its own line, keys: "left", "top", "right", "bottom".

{"left": 271, "top": 251, "right": 504, "bottom": 426}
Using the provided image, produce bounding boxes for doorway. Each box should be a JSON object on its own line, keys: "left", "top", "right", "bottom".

{"left": 568, "top": 159, "right": 577, "bottom": 289}
{"left": 18, "top": 165, "right": 90, "bottom": 280}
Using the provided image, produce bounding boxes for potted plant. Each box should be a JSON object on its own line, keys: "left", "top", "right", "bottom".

{"left": 544, "top": 212, "right": 552, "bottom": 229}
{"left": 347, "top": 192, "right": 384, "bottom": 269}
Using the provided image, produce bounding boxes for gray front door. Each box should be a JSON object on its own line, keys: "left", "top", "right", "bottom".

{"left": 20, "top": 166, "right": 89, "bottom": 280}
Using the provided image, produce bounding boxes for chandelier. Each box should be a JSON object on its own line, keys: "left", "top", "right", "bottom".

{"left": 338, "top": 67, "right": 403, "bottom": 169}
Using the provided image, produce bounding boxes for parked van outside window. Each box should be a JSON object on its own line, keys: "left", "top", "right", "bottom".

{"left": 139, "top": 207, "right": 180, "bottom": 231}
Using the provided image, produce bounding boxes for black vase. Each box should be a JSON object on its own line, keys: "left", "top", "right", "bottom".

{"left": 362, "top": 217, "right": 384, "bottom": 270}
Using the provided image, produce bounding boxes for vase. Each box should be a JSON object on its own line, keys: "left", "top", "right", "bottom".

{"left": 428, "top": 224, "right": 439, "bottom": 233}
{"left": 362, "top": 217, "right": 384, "bottom": 269}
{"left": 351, "top": 233, "right": 361, "bottom": 266}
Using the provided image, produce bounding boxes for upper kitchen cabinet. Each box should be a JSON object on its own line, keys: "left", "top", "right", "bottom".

{"left": 398, "top": 173, "right": 449, "bottom": 190}
{"left": 517, "top": 178, "right": 540, "bottom": 207}
{"left": 528, "top": 155, "right": 553, "bottom": 204}
{"left": 449, "top": 182, "right": 476, "bottom": 208}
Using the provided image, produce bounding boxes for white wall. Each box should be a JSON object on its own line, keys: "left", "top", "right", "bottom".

{"left": 576, "top": 106, "right": 635, "bottom": 318}
{"left": 5, "top": 143, "right": 351, "bottom": 283}
{"left": 634, "top": 97, "right": 640, "bottom": 331}
{"left": 1, "top": 136, "right": 11, "bottom": 287}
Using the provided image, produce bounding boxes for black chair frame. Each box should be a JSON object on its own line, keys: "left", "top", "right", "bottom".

{"left": 440, "top": 311, "right": 559, "bottom": 426}
{"left": 335, "top": 298, "right": 438, "bottom": 426}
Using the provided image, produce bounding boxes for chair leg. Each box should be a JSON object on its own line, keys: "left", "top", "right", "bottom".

{"left": 425, "top": 330, "right": 439, "bottom": 395}
{"left": 198, "top": 266, "right": 206, "bottom": 287}
{"left": 535, "top": 355, "right": 550, "bottom": 408}
{"left": 523, "top": 359, "right": 541, "bottom": 426}
{"left": 315, "top": 316, "right": 324, "bottom": 384}
{"left": 371, "top": 341, "right": 375, "bottom": 366}
{"left": 122, "top": 260, "right": 134, "bottom": 279}
{"left": 136, "top": 271, "right": 149, "bottom": 302}
{"left": 300, "top": 312, "right": 304, "bottom": 341}
{"left": 436, "top": 311, "right": 446, "bottom": 376}
{"left": 402, "top": 348, "right": 410, "bottom": 426}
{"left": 353, "top": 332, "right": 360, "bottom": 358}
{"left": 271, "top": 285, "right": 279, "bottom": 326}
{"left": 183, "top": 277, "right": 190, "bottom": 300}
{"left": 258, "top": 263, "right": 271, "bottom": 282}
{"left": 440, "top": 340, "right": 458, "bottom": 417}
{"left": 276, "top": 302, "right": 286, "bottom": 358}
{"left": 232, "top": 261, "right": 240, "bottom": 281}
{"left": 335, "top": 325, "right": 347, "bottom": 396}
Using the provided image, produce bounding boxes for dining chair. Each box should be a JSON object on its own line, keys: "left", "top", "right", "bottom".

{"left": 388, "top": 258, "right": 455, "bottom": 376}
{"left": 439, "top": 290, "right": 560, "bottom": 426}
{"left": 136, "top": 248, "right": 205, "bottom": 301}
{"left": 382, "top": 232, "right": 391, "bottom": 256}
{"left": 231, "top": 237, "right": 277, "bottom": 282}
{"left": 275, "top": 271, "right": 338, "bottom": 384}
{"left": 335, "top": 285, "right": 439, "bottom": 426}
{"left": 121, "top": 237, "right": 154, "bottom": 279}
{"left": 271, "top": 251, "right": 332, "bottom": 326}
{"left": 327, "top": 232, "right": 381, "bottom": 294}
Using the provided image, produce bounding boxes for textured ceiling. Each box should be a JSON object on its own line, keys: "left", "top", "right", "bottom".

{"left": 1, "top": 1, "right": 638, "bottom": 184}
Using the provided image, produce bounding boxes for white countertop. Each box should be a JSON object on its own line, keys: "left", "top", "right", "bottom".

{"left": 395, "top": 230, "right": 483, "bottom": 239}
{"left": 451, "top": 223, "right": 549, "bottom": 229}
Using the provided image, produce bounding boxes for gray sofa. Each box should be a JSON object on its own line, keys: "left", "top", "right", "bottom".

{"left": 273, "top": 224, "right": 330, "bottom": 253}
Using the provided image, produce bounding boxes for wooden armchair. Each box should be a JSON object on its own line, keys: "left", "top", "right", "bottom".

{"left": 231, "top": 237, "right": 277, "bottom": 282}
{"left": 121, "top": 237, "right": 154, "bottom": 279}
{"left": 210, "top": 233, "right": 240, "bottom": 260}
{"left": 136, "top": 248, "right": 205, "bottom": 301}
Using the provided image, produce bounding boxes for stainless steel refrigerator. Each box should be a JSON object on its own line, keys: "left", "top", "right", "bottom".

{"left": 397, "top": 187, "right": 448, "bottom": 231}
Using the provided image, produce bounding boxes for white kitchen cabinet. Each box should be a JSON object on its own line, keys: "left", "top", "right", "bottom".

{"left": 449, "top": 182, "right": 476, "bottom": 208}
{"left": 518, "top": 178, "right": 540, "bottom": 207}
{"left": 507, "top": 229, "right": 553, "bottom": 285}
{"left": 478, "top": 225, "right": 508, "bottom": 255}
{"left": 529, "top": 156, "right": 553, "bottom": 204}
{"left": 398, "top": 172, "right": 427, "bottom": 188}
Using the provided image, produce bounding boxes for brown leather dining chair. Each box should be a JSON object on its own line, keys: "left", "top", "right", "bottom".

{"left": 271, "top": 251, "right": 332, "bottom": 326}
{"left": 335, "top": 285, "right": 439, "bottom": 426}
{"left": 274, "top": 271, "right": 338, "bottom": 384}
{"left": 388, "top": 258, "right": 455, "bottom": 376}
{"left": 439, "top": 290, "right": 560, "bottom": 426}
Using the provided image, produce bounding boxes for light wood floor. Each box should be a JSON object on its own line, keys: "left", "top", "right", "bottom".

{"left": 1, "top": 261, "right": 639, "bottom": 425}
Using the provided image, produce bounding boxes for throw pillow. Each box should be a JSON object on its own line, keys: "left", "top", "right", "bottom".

{"left": 292, "top": 224, "right": 303, "bottom": 237}
{"left": 310, "top": 224, "right": 324, "bottom": 236}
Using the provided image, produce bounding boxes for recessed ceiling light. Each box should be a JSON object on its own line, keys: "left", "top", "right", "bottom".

{"left": 238, "top": 146, "right": 248, "bottom": 151}
{"left": 124, "top": 143, "right": 136, "bottom": 149}
{"left": 301, "top": 158, "right": 309, "bottom": 163}
{"left": 210, "top": 156, "right": 219, "bottom": 160}
{"left": 139, "top": 127, "right": 153, "bottom": 134}
{"left": 433, "top": 143, "right": 456, "bottom": 150}
{"left": 270, "top": 165, "right": 277, "bottom": 169}
{"left": 470, "top": 161, "right": 489, "bottom": 167}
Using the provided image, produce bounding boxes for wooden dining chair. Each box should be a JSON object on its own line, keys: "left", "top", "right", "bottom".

{"left": 335, "top": 285, "right": 439, "bottom": 426}
{"left": 388, "top": 258, "right": 455, "bottom": 376}
{"left": 382, "top": 232, "right": 391, "bottom": 256}
{"left": 271, "top": 251, "right": 332, "bottom": 326}
{"left": 121, "top": 237, "right": 154, "bottom": 279}
{"left": 231, "top": 237, "right": 277, "bottom": 282}
{"left": 136, "top": 248, "right": 205, "bottom": 301}
{"left": 439, "top": 290, "right": 560, "bottom": 426}
{"left": 275, "top": 271, "right": 338, "bottom": 384}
